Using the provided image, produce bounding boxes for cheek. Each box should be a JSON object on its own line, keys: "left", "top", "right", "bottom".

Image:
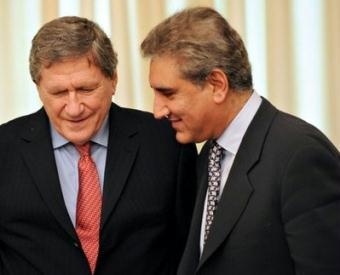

{"left": 181, "top": 98, "right": 202, "bottom": 118}
{"left": 40, "top": 96, "right": 63, "bottom": 116}
{"left": 97, "top": 87, "right": 114, "bottom": 103}
{"left": 170, "top": 97, "right": 191, "bottom": 114}
{"left": 89, "top": 93, "right": 113, "bottom": 118}
{"left": 187, "top": 103, "right": 210, "bottom": 126}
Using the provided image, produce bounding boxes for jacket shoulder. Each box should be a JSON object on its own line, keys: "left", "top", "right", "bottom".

{"left": 110, "top": 104, "right": 176, "bottom": 139}
{"left": 0, "top": 113, "right": 35, "bottom": 142}
{"left": 269, "top": 110, "right": 339, "bottom": 155}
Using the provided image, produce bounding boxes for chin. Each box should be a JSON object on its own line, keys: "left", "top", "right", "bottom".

{"left": 63, "top": 132, "right": 92, "bottom": 145}
{"left": 175, "top": 132, "right": 195, "bottom": 144}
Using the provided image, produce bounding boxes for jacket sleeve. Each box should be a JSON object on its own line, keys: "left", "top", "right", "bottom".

{"left": 173, "top": 143, "right": 198, "bottom": 269}
{"left": 281, "top": 141, "right": 340, "bottom": 275}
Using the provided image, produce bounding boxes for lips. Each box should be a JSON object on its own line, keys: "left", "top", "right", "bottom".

{"left": 66, "top": 117, "right": 89, "bottom": 128}
{"left": 72, "top": 118, "right": 87, "bottom": 123}
{"left": 69, "top": 118, "right": 86, "bottom": 124}
{"left": 169, "top": 119, "right": 182, "bottom": 130}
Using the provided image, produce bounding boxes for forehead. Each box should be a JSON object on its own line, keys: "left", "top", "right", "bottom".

{"left": 42, "top": 56, "right": 93, "bottom": 74}
{"left": 149, "top": 55, "right": 183, "bottom": 86}
{"left": 39, "top": 56, "right": 102, "bottom": 86}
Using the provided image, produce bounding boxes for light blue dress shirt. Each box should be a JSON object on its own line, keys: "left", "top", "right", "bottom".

{"left": 50, "top": 116, "right": 109, "bottom": 226}
{"left": 200, "top": 91, "right": 262, "bottom": 253}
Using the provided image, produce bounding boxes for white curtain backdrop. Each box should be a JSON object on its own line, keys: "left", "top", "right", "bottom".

{"left": 0, "top": 0, "right": 339, "bottom": 148}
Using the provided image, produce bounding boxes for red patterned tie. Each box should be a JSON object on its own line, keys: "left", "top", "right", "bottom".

{"left": 75, "top": 142, "right": 102, "bottom": 274}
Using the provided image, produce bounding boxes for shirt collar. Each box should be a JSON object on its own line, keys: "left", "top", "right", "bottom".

{"left": 50, "top": 115, "right": 109, "bottom": 149}
{"left": 216, "top": 91, "right": 262, "bottom": 155}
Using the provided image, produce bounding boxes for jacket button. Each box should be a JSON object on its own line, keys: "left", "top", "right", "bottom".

{"left": 74, "top": 242, "right": 79, "bottom": 248}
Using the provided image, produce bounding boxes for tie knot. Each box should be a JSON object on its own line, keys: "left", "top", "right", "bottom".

{"left": 75, "top": 142, "right": 91, "bottom": 157}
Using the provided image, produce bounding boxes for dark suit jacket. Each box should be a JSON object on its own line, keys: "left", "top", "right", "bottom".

{"left": 178, "top": 98, "right": 340, "bottom": 275}
{"left": 0, "top": 103, "right": 197, "bottom": 275}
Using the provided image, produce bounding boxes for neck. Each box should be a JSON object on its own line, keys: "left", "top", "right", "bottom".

{"left": 213, "top": 89, "right": 252, "bottom": 139}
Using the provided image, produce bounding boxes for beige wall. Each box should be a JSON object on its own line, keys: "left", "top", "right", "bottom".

{"left": 0, "top": 0, "right": 339, "bottom": 149}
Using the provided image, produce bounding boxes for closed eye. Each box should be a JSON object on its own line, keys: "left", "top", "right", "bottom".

{"left": 154, "top": 87, "right": 176, "bottom": 98}
{"left": 78, "top": 87, "right": 96, "bottom": 93}
{"left": 50, "top": 89, "right": 68, "bottom": 96}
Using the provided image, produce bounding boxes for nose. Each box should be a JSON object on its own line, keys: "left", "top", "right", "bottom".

{"left": 153, "top": 93, "right": 169, "bottom": 119}
{"left": 64, "top": 92, "right": 84, "bottom": 117}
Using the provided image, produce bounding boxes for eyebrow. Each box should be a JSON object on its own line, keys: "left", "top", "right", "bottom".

{"left": 45, "top": 80, "right": 100, "bottom": 92}
{"left": 151, "top": 85, "right": 176, "bottom": 94}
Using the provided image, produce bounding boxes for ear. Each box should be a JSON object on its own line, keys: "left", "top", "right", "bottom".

{"left": 36, "top": 84, "right": 44, "bottom": 101}
{"left": 111, "top": 72, "right": 118, "bottom": 95}
{"left": 206, "top": 68, "right": 229, "bottom": 104}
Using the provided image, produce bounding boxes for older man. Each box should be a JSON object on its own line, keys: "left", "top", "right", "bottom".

{"left": 0, "top": 16, "right": 197, "bottom": 274}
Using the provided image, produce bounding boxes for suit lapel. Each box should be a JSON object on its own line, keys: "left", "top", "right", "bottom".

{"left": 101, "top": 105, "right": 139, "bottom": 228}
{"left": 20, "top": 109, "right": 77, "bottom": 240}
{"left": 197, "top": 99, "right": 278, "bottom": 270}
{"left": 178, "top": 143, "right": 210, "bottom": 275}
{"left": 18, "top": 105, "right": 141, "bottom": 239}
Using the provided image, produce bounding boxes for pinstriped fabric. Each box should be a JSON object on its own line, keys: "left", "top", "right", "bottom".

{"left": 75, "top": 143, "right": 101, "bottom": 274}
